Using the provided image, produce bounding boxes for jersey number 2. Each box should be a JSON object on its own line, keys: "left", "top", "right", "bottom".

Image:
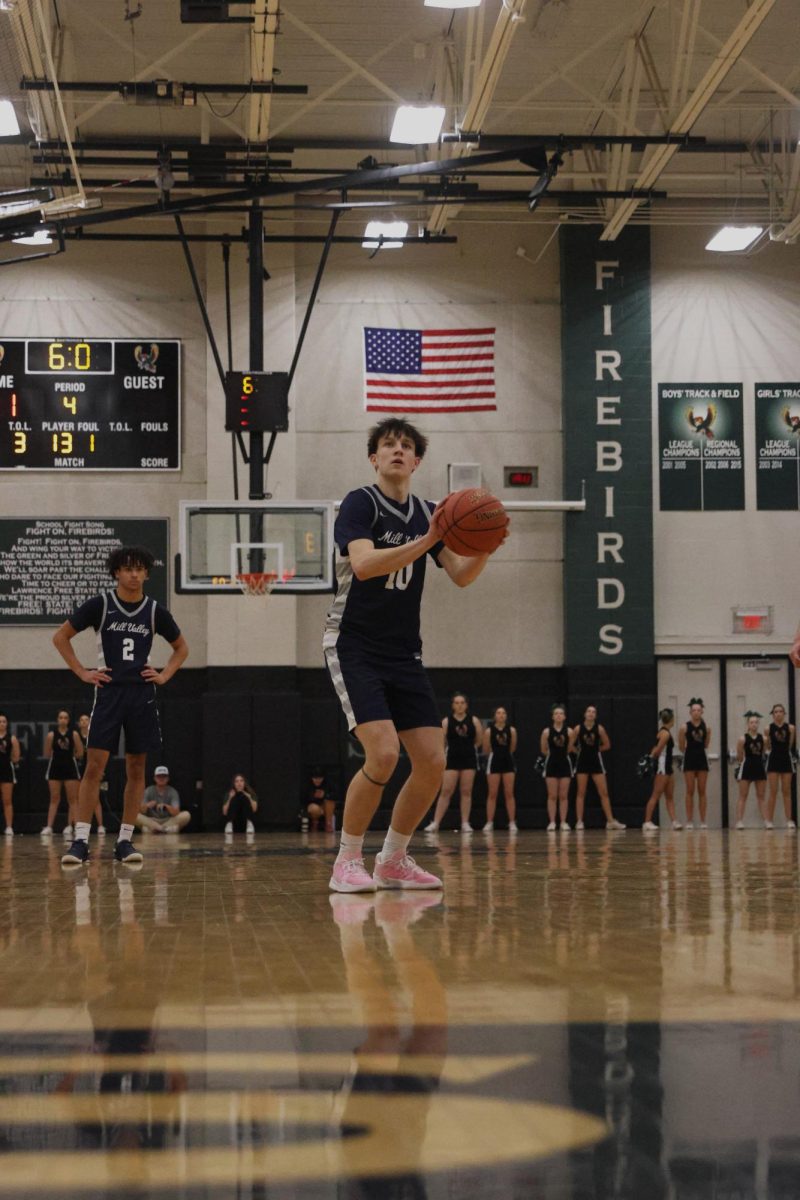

{"left": 122, "top": 638, "right": 135, "bottom": 661}
{"left": 385, "top": 563, "right": 413, "bottom": 591}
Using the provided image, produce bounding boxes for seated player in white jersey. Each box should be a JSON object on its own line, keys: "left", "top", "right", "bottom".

{"left": 323, "top": 417, "right": 505, "bottom": 893}
{"left": 52, "top": 545, "right": 188, "bottom": 867}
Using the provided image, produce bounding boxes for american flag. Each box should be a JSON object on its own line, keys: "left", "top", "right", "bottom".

{"left": 363, "top": 326, "right": 496, "bottom": 413}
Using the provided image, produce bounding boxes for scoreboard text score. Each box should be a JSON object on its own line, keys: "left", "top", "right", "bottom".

{"left": 0, "top": 339, "right": 180, "bottom": 471}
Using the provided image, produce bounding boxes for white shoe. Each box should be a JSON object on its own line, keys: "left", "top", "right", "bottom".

{"left": 97, "top": 826, "right": 106, "bottom": 836}
{"left": 606, "top": 819, "right": 626, "bottom": 830}
{"left": 672, "top": 821, "right": 683, "bottom": 831}
{"left": 764, "top": 821, "right": 774, "bottom": 830}
{"left": 508, "top": 822, "right": 518, "bottom": 833}
{"left": 788, "top": 820, "right": 797, "bottom": 830}
{"left": 482, "top": 821, "right": 494, "bottom": 832}
{"left": 700, "top": 823, "right": 708, "bottom": 830}
{"left": 3, "top": 827, "right": 13, "bottom": 837}
{"left": 575, "top": 820, "right": 585, "bottom": 831}
{"left": 736, "top": 820, "right": 745, "bottom": 829}
{"left": 547, "top": 821, "right": 557, "bottom": 832}
{"left": 63, "top": 824, "right": 73, "bottom": 838}
{"left": 40, "top": 826, "right": 52, "bottom": 837}
{"left": 246, "top": 821, "right": 255, "bottom": 834}
{"left": 642, "top": 821, "right": 658, "bottom": 831}
{"left": 224, "top": 822, "right": 233, "bottom": 834}
{"left": 684, "top": 822, "right": 694, "bottom": 831}
{"left": 560, "top": 822, "right": 570, "bottom": 832}
{"left": 461, "top": 822, "right": 473, "bottom": 833}
{"left": 424, "top": 821, "right": 439, "bottom": 833}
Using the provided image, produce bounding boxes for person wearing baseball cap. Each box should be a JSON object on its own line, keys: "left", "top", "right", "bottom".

{"left": 137, "top": 765, "right": 190, "bottom": 834}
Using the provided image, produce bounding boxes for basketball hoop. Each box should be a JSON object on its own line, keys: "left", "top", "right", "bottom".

{"left": 235, "top": 571, "right": 278, "bottom": 597}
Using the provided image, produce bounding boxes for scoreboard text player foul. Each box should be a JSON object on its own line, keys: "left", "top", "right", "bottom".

{"left": 0, "top": 338, "right": 180, "bottom": 470}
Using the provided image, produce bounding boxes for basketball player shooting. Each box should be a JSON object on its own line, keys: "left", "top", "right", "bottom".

{"left": 323, "top": 417, "right": 508, "bottom": 893}
{"left": 52, "top": 545, "right": 188, "bottom": 868}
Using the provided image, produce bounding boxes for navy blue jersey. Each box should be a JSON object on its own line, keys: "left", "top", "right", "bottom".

{"left": 69, "top": 591, "right": 180, "bottom": 685}
{"left": 324, "top": 485, "right": 443, "bottom": 657}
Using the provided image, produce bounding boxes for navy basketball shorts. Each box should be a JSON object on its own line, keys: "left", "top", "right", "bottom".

{"left": 325, "top": 640, "right": 440, "bottom": 732}
{"left": 87, "top": 684, "right": 162, "bottom": 754}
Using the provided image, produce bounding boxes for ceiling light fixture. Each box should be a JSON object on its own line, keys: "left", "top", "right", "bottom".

{"left": 390, "top": 105, "right": 445, "bottom": 145}
{"left": 424, "top": 0, "right": 481, "bottom": 8}
{"left": 705, "top": 225, "right": 763, "bottom": 252}
{"left": 0, "top": 99, "right": 20, "bottom": 136}
{"left": 12, "top": 229, "right": 53, "bottom": 246}
{"left": 362, "top": 220, "right": 409, "bottom": 249}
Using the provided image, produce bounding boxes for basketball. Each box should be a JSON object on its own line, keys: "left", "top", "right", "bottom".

{"left": 437, "top": 488, "right": 509, "bottom": 556}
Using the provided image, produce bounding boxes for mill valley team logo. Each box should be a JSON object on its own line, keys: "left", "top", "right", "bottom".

{"left": 134, "top": 343, "right": 159, "bottom": 374}
{"left": 686, "top": 404, "right": 716, "bottom": 439}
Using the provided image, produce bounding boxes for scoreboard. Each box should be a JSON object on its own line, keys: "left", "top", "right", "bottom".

{"left": 0, "top": 338, "right": 180, "bottom": 471}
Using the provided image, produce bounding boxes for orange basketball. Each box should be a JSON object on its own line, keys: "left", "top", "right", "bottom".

{"left": 437, "top": 488, "right": 509, "bottom": 557}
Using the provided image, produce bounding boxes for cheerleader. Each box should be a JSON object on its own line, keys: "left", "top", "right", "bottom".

{"left": 0, "top": 713, "right": 21, "bottom": 837}
{"left": 734, "top": 712, "right": 767, "bottom": 829}
{"left": 764, "top": 703, "right": 796, "bottom": 829}
{"left": 678, "top": 698, "right": 711, "bottom": 830}
{"left": 41, "top": 709, "right": 83, "bottom": 837}
{"left": 482, "top": 706, "right": 518, "bottom": 832}
{"left": 425, "top": 693, "right": 482, "bottom": 833}
{"left": 642, "top": 709, "right": 678, "bottom": 830}
{"left": 570, "top": 705, "right": 625, "bottom": 830}
{"left": 540, "top": 703, "right": 572, "bottom": 831}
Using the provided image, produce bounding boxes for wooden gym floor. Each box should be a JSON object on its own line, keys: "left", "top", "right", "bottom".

{"left": 0, "top": 828, "right": 798, "bottom": 1199}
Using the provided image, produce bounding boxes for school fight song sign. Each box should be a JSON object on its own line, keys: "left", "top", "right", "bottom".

{"left": 560, "top": 226, "right": 654, "bottom": 665}
{"left": 657, "top": 383, "right": 744, "bottom": 510}
{"left": 755, "top": 383, "right": 800, "bottom": 510}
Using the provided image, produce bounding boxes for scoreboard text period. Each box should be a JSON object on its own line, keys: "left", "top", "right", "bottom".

{"left": 0, "top": 338, "right": 180, "bottom": 471}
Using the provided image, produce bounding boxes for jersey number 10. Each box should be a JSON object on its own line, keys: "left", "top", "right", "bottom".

{"left": 385, "top": 563, "right": 413, "bottom": 591}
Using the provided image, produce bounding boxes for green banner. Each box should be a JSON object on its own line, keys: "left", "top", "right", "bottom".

{"left": 755, "top": 383, "right": 800, "bottom": 510}
{"left": 560, "top": 226, "right": 653, "bottom": 665}
{"left": 658, "top": 383, "right": 744, "bottom": 511}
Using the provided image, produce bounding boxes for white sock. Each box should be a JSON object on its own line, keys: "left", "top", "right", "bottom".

{"left": 118, "top": 823, "right": 135, "bottom": 843}
{"left": 380, "top": 826, "right": 411, "bottom": 861}
{"left": 75, "top": 821, "right": 91, "bottom": 843}
{"left": 337, "top": 832, "right": 364, "bottom": 861}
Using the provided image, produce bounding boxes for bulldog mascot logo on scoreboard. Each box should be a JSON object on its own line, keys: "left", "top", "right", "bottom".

{"left": 783, "top": 407, "right": 800, "bottom": 437}
{"left": 134, "top": 343, "right": 159, "bottom": 374}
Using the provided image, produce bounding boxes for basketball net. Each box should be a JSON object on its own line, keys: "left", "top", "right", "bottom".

{"left": 235, "top": 571, "right": 278, "bottom": 598}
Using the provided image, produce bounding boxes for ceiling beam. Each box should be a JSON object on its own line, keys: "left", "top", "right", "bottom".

{"left": 248, "top": 0, "right": 278, "bottom": 143}
{"left": 427, "top": 0, "right": 528, "bottom": 233}
{"left": 600, "top": 0, "right": 778, "bottom": 241}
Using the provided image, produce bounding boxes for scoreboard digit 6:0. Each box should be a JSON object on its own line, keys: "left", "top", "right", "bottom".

{"left": 0, "top": 338, "right": 180, "bottom": 471}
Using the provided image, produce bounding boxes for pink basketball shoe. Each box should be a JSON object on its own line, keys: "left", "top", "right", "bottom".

{"left": 373, "top": 851, "right": 443, "bottom": 890}
{"left": 329, "top": 856, "right": 376, "bottom": 893}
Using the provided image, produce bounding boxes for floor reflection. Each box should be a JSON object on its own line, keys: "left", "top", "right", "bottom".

{"left": 0, "top": 831, "right": 797, "bottom": 1197}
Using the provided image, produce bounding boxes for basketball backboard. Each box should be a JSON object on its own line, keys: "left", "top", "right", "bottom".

{"left": 177, "top": 501, "right": 334, "bottom": 594}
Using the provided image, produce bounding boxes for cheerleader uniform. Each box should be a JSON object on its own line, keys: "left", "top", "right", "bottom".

{"left": 445, "top": 713, "right": 478, "bottom": 771}
{"left": 655, "top": 728, "right": 674, "bottom": 776}
{"left": 575, "top": 724, "right": 605, "bottom": 775}
{"left": 0, "top": 733, "right": 16, "bottom": 785}
{"left": 767, "top": 722, "right": 793, "bottom": 775}
{"left": 46, "top": 728, "right": 80, "bottom": 782}
{"left": 486, "top": 724, "right": 516, "bottom": 775}
{"left": 544, "top": 724, "right": 572, "bottom": 779}
{"left": 683, "top": 720, "right": 709, "bottom": 772}
{"left": 738, "top": 733, "right": 766, "bottom": 782}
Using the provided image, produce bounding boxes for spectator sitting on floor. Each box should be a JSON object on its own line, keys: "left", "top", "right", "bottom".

{"left": 306, "top": 767, "right": 336, "bottom": 832}
{"left": 223, "top": 773, "right": 258, "bottom": 835}
{"left": 136, "top": 766, "right": 190, "bottom": 834}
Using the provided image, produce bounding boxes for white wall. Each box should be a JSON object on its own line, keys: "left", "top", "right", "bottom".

{"left": 3, "top": 221, "right": 798, "bottom": 673}
{"left": 292, "top": 224, "right": 564, "bottom": 668}
{"left": 651, "top": 228, "right": 800, "bottom": 655}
